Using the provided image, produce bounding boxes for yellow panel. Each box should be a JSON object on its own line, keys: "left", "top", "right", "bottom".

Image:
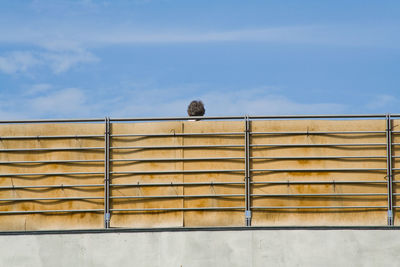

{"left": 182, "top": 121, "right": 245, "bottom": 226}
{"left": 0, "top": 123, "right": 105, "bottom": 230}
{"left": 251, "top": 119, "right": 388, "bottom": 226}
{"left": 110, "top": 121, "right": 184, "bottom": 227}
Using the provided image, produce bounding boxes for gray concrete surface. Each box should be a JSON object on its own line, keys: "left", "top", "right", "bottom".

{"left": 1, "top": 230, "right": 399, "bottom": 267}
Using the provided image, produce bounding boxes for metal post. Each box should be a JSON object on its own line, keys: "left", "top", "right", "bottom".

{"left": 104, "top": 117, "right": 111, "bottom": 228}
{"left": 386, "top": 114, "right": 394, "bottom": 225}
{"left": 244, "top": 115, "right": 252, "bottom": 226}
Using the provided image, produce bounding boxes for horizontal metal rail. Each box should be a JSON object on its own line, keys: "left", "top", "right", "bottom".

{"left": 251, "top": 143, "right": 386, "bottom": 147}
{"left": 0, "top": 155, "right": 390, "bottom": 164}
{"left": 0, "top": 114, "right": 393, "bottom": 125}
{"left": 0, "top": 118, "right": 105, "bottom": 124}
{"left": 111, "top": 114, "right": 389, "bottom": 122}
{"left": 108, "top": 144, "right": 395, "bottom": 150}
{"left": 0, "top": 196, "right": 103, "bottom": 202}
{"left": 110, "top": 207, "right": 245, "bottom": 212}
{"left": 0, "top": 134, "right": 103, "bottom": 140}
{"left": 251, "top": 206, "right": 387, "bottom": 209}
{"left": 252, "top": 180, "right": 387, "bottom": 185}
{"left": 0, "top": 147, "right": 104, "bottom": 152}
{"left": 1, "top": 206, "right": 391, "bottom": 214}
{"left": 110, "top": 145, "right": 244, "bottom": 150}
{"left": 111, "top": 169, "right": 244, "bottom": 175}
{"left": 251, "top": 168, "right": 386, "bottom": 172}
{"left": 0, "top": 159, "right": 104, "bottom": 164}
{"left": 0, "top": 169, "right": 387, "bottom": 178}
{"left": 111, "top": 181, "right": 388, "bottom": 187}
{"left": 111, "top": 194, "right": 244, "bottom": 199}
{"left": 0, "top": 171, "right": 104, "bottom": 177}
{"left": 111, "top": 182, "right": 245, "bottom": 187}
{"left": 111, "top": 157, "right": 244, "bottom": 162}
{"left": 0, "top": 184, "right": 103, "bottom": 190}
{"left": 0, "top": 144, "right": 385, "bottom": 152}
{"left": 110, "top": 193, "right": 386, "bottom": 199}
{"left": 106, "top": 156, "right": 398, "bottom": 162}
{"left": 250, "top": 114, "right": 388, "bottom": 119}
{"left": 251, "top": 131, "right": 386, "bottom": 135}
{"left": 0, "top": 209, "right": 104, "bottom": 214}
{"left": 111, "top": 132, "right": 244, "bottom": 137}
{"left": 251, "top": 193, "right": 386, "bottom": 197}
{"left": 110, "top": 116, "right": 245, "bottom": 122}
{"left": 251, "top": 156, "right": 387, "bottom": 160}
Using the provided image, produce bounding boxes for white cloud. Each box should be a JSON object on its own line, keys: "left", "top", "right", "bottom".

{"left": 0, "top": 86, "right": 103, "bottom": 119}
{"left": 366, "top": 94, "right": 398, "bottom": 111}
{"left": 0, "top": 83, "right": 396, "bottom": 120}
{"left": 107, "top": 85, "right": 348, "bottom": 117}
{"left": 0, "top": 22, "right": 396, "bottom": 75}
{"left": 41, "top": 50, "right": 99, "bottom": 73}
{"left": 29, "top": 88, "right": 89, "bottom": 116}
{"left": 24, "top": 25, "right": 396, "bottom": 48}
{"left": 201, "top": 90, "right": 347, "bottom": 116}
{"left": 25, "top": 83, "right": 53, "bottom": 95}
{"left": 0, "top": 49, "right": 99, "bottom": 74}
{"left": 1, "top": 23, "right": 399, "bottom": 49}
{"left": 0, "top": 51, "right": 40, "bottom": 74}
{"left": 91, "top": 26, "right": 327, "bottom": 45}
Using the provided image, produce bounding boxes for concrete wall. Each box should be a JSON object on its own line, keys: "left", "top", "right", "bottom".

{"left": 1, "top": 229, "right": 399, "bottom": 267}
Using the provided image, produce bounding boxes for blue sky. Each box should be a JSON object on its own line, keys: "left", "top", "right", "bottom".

{"left": 0, "top": 0, "right": 399, "bottom": 119}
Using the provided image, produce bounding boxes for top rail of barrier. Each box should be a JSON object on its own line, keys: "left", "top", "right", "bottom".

{"left": 1, "top": 113, "right": 400, "bottom": 124}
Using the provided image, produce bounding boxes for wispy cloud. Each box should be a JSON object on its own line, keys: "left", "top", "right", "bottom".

{"left": 86, "top": 25, "right": 399, "bottom": 47}
{"left": 0, "top": 22, "right": 397, "bottom": 75}
{"left": 0, "top": 49, "right": 99, "bottom": 74}
{"left": 201, "top": 89, "right": 347, "bottom": 116}
{"left": 41, "top": 50, "right": 99, "bottom": 73}
{"left": 24, "top": 83, "right": 52, "bottom": 96}
{"left": 0, "top": 51, "right": 40, "bottom": 74}
{"left": 366, "top": 94, "right": 398, "bottom": 111}
{"left": 108, "top": 85, "right": 348, "bottom": 117}
{"left": 1, "top": 23, "right": 399, "bottom": 49}
{"left": 0, "top": 82, "right": 397, "bottom": 120}
{"left": 29, "top": 87, "right": 90, "bottom": 116}
{"left": 0, "top": 85, "right": 98, "bottom": 119}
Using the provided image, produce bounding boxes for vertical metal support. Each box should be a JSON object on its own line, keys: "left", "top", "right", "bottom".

{"left": 244, "top": 115, "right": 252, "bottom": 226}
{"left": 104, "top": 117, "right": 111, "bottom": 228}
{"left": 386, "top": 114, "right": 394, "bottom": 226}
